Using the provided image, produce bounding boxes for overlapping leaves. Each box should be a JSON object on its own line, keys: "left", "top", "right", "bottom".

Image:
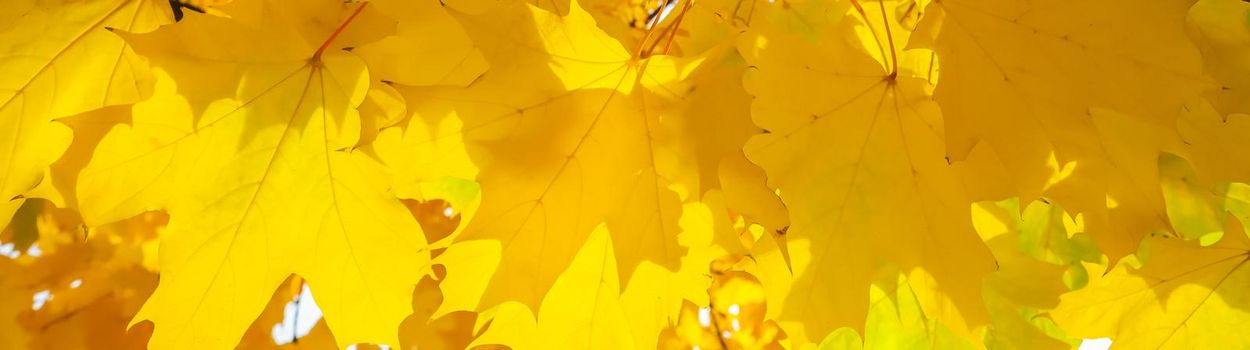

{"left": 1, "top": 0, "right": 1249, "bottom": 348}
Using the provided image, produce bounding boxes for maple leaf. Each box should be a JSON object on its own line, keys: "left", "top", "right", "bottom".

{"left": 235, "top": 276, "right": 307, "bottom": 349}
{"left": 1177, "top": 99, "right": 1250, "bottom": 184}
{"left": 391, "top": 1, "right": 756, "bottom": 347}
{"left": 369, "top": 85, "right": 482, "bottom": 226}
{"left": 913, "top": 0, "right": 1211, "bottom": 261}
{"left": 1178, "top": 0, "right": 1250, "bottom": 184}
{"left": 1012, "top": 107, "right": 1190, "bottom": 266}
{"left": 375, "top": 0, "right": 649, "bottom": 310}
{"left": 0, "top": 199, "right": 162, "bottom": 350}
{"left": 809, "top": 270, "right": 977, "bottom": 350}
{"left": 1051, "top": 154, "right": 1250, "bottom": 348}
{"left": 7, "top": 0, "right": 1250, "bottom": 347}
{"left": 1052, "top": 224, "right": 1250, "bottom": 349}
{"left": 73, "top": 0, "right": 428, "bottom": 347}
{"left": 366, "top": 3, "right": 791, "bottom": 350}
{"left": 352, "top": 0, "right": 489, "bottom": 87}
{"left": 463, "top": 224, "right": 633, "bottom": 349}
{"left": 0, "top": 0, "right": 172, "bottom": 210}
{"left": 396, "top": 273, "right": 479, "bottom": 350}
{"left": 971, "top": 198, "right": 1096, "bottom": 350}
{"left": 658, "top": 267, "right": 788, "bottom": 350}
{"left": 736, "top": 0, "right": 993, "bottom": 343}
{"left": 1187, "top": 0, "right": 1250, "bottom": 118}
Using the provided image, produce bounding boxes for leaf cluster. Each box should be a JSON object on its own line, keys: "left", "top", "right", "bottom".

{"left": 2, "top": 0, "right": 1250, "bottom": 349}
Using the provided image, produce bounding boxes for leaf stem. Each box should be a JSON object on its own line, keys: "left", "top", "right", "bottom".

{"left": 291, "top": 279, "right": 302, "bottom": 344}
{"left": 313, "top": 2, "right": 370, "bottom": 60}
{"left": 661, "top": 0, "right": 694, "bottom": 54}
{"left": 927, "top": 51, "right": 935, "bottom": 84}
{"left": 848, "top": 0, "right": 892, "bottom": 78}
{"left": 642, "top": 0, "right": 690, "bottom": 57}
{"left": 876, "top": 0, "right": 899, "bottom": 78}
{"left": 707, "top": 300, "right": 731, "bottom": 350}
{"left": 635, "top": 0, "right": 674, "bottom": 58}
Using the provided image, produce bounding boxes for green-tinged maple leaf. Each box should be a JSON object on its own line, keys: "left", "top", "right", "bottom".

{"left": 73, "top": 0, "right": 428, "bottom": 347}
{"left": 807, "top": 271, "right": 977, "bottom": 350}
{"left": 1052, "top": 230, "right": 1250, "bottom": 349}
{"left": 971, "top": 198, "right": 1094, "bottom": 350}
{"left": 1052, "top": 155, "right": 1250, "bottom": 348}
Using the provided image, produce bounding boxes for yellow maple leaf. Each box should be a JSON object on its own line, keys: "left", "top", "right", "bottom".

{"left": 971, "top": 198, "right": 1096, "bottom": 349}
{"left": 465, "top": 224, "right": 633, "bottom": 349}
{"left": 413, "top": 0, "right": 747, "bottom": 329}
{"left": 1177, "top": 99, "right": 1250, "bottom": 184}
{"left": 9, "top": 0, "right": 1250, "bottom": 347}
{"left": 0, "top": 0, "right": 172, "bottom": 208}
{"left": 658, "top": 268, "right": 787, "bottom": 350}
{"left": 913, "top": 0, "right": 1211, "bottom": 261}
{"left": 1029, "top": 108, "right": 1187, "bottom": 264}
{"left": 365, "top": 3, "right": 777, "bottom": 349}
{"left": 1187, "top": 0, "right": 1250, "bottom": 118}
{"left": 1052, "top": 226, "right": 1250, "bottom": 349}
{"left": 353, "top": 0, "right": 489, "bottom": 87}
{"left": 808, "top": 270, "right": 977, "bottom": 350}
{"left": 736, "top": 0, "right": 993, "bottom": 343}
{"left": 0, "top": 199, "right": 162, "bottom": 350}
{"left": 73, "top": 0, "right": 429, "bottom": 347}
{"left": 1178, "top": 0, "right": 1250, "bottom": 185}
{"left": 1052, "top": 155, "right": 1250, "bottom": 348}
